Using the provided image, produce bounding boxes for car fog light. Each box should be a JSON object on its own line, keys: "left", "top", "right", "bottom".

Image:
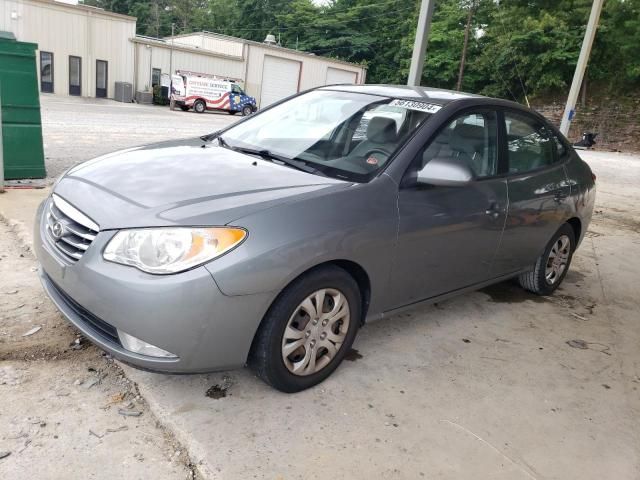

{"left": 118, "top": 330, "right": 178, "bottom": 358}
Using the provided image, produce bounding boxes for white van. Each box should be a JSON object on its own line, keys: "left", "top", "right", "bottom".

{"left": 171, "top": 71, "right": 257, "bottom": 116}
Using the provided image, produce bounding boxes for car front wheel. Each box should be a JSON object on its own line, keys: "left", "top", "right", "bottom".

{"left": 242, "top": 105, "right": 253, "bottom": 116}
{"left": 519, "top": 223, "right": 576, "bottom": 295}
{"left": 249, "top": 265, "right": 361, "bottom": 393}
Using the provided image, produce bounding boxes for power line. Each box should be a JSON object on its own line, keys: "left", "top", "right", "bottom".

{"left": 494, "top": 1, "right": 530, "bottom": 104}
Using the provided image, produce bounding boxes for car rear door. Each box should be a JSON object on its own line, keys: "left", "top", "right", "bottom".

{"left": 490, "top": 109, "right": 572, "bottom": 275}
{"left": 389, "top": 109, "right": 508, "bottom": 308}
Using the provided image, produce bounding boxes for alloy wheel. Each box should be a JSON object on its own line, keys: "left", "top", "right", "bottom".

{"left": 545, "top": 234, "right": 571, "bottom": 284}
{"left": 281, "top": 288, "right": 350, "bottom": 376}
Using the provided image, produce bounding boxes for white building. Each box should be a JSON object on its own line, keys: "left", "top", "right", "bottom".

{"left": 168, "top": 32, "right": 366, "bottom": 107}
{"left": 0, "top": 0, "right": 136, "bottom": 98}
{"left": 0, "top": 0, "right": 367, "bottom": 107}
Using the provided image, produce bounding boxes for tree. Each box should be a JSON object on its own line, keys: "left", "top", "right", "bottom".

{"left": 83, "top": 0, "right": 640, "bottom": 99}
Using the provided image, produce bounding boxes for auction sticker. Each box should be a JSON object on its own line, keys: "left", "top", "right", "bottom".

{"left": 389, "top": 99, "right": 442, "bottom": 113}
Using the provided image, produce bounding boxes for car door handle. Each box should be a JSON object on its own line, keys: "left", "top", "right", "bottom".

{"left": 485, "top": 203, "right": 501, "bottom": 219}
{"left": 553, "top": 190, "right": 569, "bottom": 202}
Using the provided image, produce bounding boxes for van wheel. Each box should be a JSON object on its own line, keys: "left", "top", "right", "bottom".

{"left": 180, "top": 106, "right": 189, "bottom": 112}
{"left": 227, "top": 110, "right": 237, "bottom": 115}
{"left": 194, "top": 100, "right": 206, "bottom": 113}
{"left": 242, "top": 105, "right": 253, "bottom": 116}
{"left": 518, "top": 223, "right": 576, "bottom": 295}
{"left": 249, "top": 265, "right": 361, "bottom": 393}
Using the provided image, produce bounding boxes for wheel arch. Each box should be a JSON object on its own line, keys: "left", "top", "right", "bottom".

{"left": 263, "top": 259, "right": 372, "bottom": 327}
{"left": 566, "top": 217, "right": 582, "bottom": 244}
{"left": 329, "top": 259, "right": 371, "bottom": 324}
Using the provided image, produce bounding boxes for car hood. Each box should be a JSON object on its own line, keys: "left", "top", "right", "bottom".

{"left": 53, "top": 138, "right": 348, "bottom": 230}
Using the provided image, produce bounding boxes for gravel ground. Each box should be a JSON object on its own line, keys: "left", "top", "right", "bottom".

{"left": 40, "top": 94, "right": 237, "bottom": 180}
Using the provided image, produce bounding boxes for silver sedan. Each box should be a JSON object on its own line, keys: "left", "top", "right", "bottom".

{"left": 35, "top": 85, "right": 596, "bottom": 392}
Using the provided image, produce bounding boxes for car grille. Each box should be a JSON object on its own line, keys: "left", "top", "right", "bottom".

{"left": 45, "top": 195, "right": 99, "bottom": 263}
{"left": 46, "top": 274, "right": 121, "bottom": 346}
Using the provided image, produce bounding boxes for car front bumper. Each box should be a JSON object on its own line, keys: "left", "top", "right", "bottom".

{"left": 34, "top": 198, "right": 273, "bottom": 373}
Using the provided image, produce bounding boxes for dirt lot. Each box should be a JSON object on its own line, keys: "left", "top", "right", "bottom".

{"left": 1, "top": 96, "right": 639, "bottom": 479}
{"left": 0, "top": 220, "right": 195, "bottom": 479}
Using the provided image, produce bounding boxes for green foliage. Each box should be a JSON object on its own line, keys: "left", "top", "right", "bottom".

{"left": 80, "top": 0, "right": 640, "bottom": 99}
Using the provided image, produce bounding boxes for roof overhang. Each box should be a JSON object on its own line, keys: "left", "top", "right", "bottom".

{"left": 131, "top": 36, "right": 244, "bottom": 62}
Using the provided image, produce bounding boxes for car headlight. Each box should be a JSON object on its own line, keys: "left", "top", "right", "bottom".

{"left": 103, "top": 227, "right": 247, "bottom": 274}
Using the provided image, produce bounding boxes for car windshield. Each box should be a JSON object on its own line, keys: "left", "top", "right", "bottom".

{"left": 218, "top": 89, "right": 438, "bottom": 182}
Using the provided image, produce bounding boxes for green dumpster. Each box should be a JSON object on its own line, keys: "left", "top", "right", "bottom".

{"left": 0, "top": 31, "right": 46, "bottom": 179}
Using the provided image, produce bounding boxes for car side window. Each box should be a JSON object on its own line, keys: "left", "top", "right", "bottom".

{"left": 417, "top": 111, "right": 498, "bottom": 179}
{"left": 550, "top": 131, "right": 568, "bottom": 160}
{"left": 504, "top": 112, "right": 555, "bottom": 173}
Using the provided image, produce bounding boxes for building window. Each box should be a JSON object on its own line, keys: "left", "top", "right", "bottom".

{"left": 69, "top": 56, "right": 82, "bottom": 96}
{"left": 152, "top": 68, "right": 161, "bottom": 87}
{"left": 40, "top": 51, "right": 54, "bottom": 93}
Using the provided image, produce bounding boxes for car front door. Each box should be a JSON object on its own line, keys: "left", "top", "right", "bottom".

{"left": 490, "top": 109, "right": 572, "bottom": 275}
{"left": 389, "top": 110, "right": 508, "bottom": 308}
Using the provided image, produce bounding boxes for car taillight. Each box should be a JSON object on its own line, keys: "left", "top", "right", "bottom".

{"left": 592, "top": 173, "right": 596, "bottom": 182}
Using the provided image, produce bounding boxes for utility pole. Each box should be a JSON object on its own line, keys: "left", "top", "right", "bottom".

{"left": 560, "top": 0, "right": 604, "bottom": 136}
{"left": 407, "top": 0, "right": 435, "bottom": 86}
{"left": 169, "top": 23, "right": 175, "bottom": 110}
{"left": 170, "top": 23, "right": 175, "bottom": 78}
{"left": 456, "top": 1, "right": 476, "bottom": 91}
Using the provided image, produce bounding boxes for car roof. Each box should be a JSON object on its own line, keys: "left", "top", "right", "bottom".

{"left": 319, "top": 84, "right": 485, "bottom": 105}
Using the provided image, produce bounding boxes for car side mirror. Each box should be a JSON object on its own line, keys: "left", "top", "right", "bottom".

{"left": 415, "top": 157, "right": 474, "bottom": 187}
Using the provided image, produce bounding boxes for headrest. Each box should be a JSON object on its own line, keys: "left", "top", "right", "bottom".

{"left": 450, "top": 123, "right": 484, "bottom": 154}
{"left": 367, "top": 117, "right": 397, "bottom": 144}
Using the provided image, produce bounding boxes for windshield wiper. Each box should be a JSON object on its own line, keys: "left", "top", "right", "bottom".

{"left": 200, "top": 130, "right": 221, "bottom": 142}
{"left": 224, "top": 145, "right": 326, "bottom": 176}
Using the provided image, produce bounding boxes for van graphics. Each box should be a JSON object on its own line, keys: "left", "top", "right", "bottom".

{"left": 185, "top": 92, "right": 230, "bottom": 109}
{"left": 171, "top": 72, "right": 256, "bottom": 113}
{"left": 206, "top": 92, "right": 230, "bottom": 109}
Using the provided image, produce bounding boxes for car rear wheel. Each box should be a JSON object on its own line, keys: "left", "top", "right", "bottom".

{"left": 242, "top": 105, "right": 253, "bottom": 116}
{"left": 249, "top": 265, "right": 361, "bottom": 393}
{"left": 194, "top": 99, "right": 206, "bottom": 113}
{"left": 227, "top": 110, "right": 237, "bottom": 115}
{"left": 518, "top": 223, "right": 575, "bottom": 295}
{"left": 180, "top": 106, "right": 190, "bottom": 112}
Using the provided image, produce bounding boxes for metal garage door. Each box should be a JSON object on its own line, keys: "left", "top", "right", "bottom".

{"left": 260, "top": 55, "right": 300, "bottom": 107}
{"left": 326, "top": 67, "right": 357, "bottom": 85}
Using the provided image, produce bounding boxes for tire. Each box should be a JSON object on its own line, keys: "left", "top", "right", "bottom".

{"left": 249, "top": 265, "right": 361, "bottom": 393}
{"left": 242, "top": 105, "right": 253, "bottom": 116}
{"left": 518, "top": 223, "right": 576, "bottom": 295}
{"left": 180, "top": 106, "right": 190, "bottom": 112}
{"left": 193, "top": 99, "right": 206, "bottom": 113}
{"left": 227, "top": 110, "right": 237, "bottom": 115}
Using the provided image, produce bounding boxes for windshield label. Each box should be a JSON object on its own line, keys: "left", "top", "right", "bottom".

{"left": 389, "top": 99, "right": 442, "bottom": 113}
